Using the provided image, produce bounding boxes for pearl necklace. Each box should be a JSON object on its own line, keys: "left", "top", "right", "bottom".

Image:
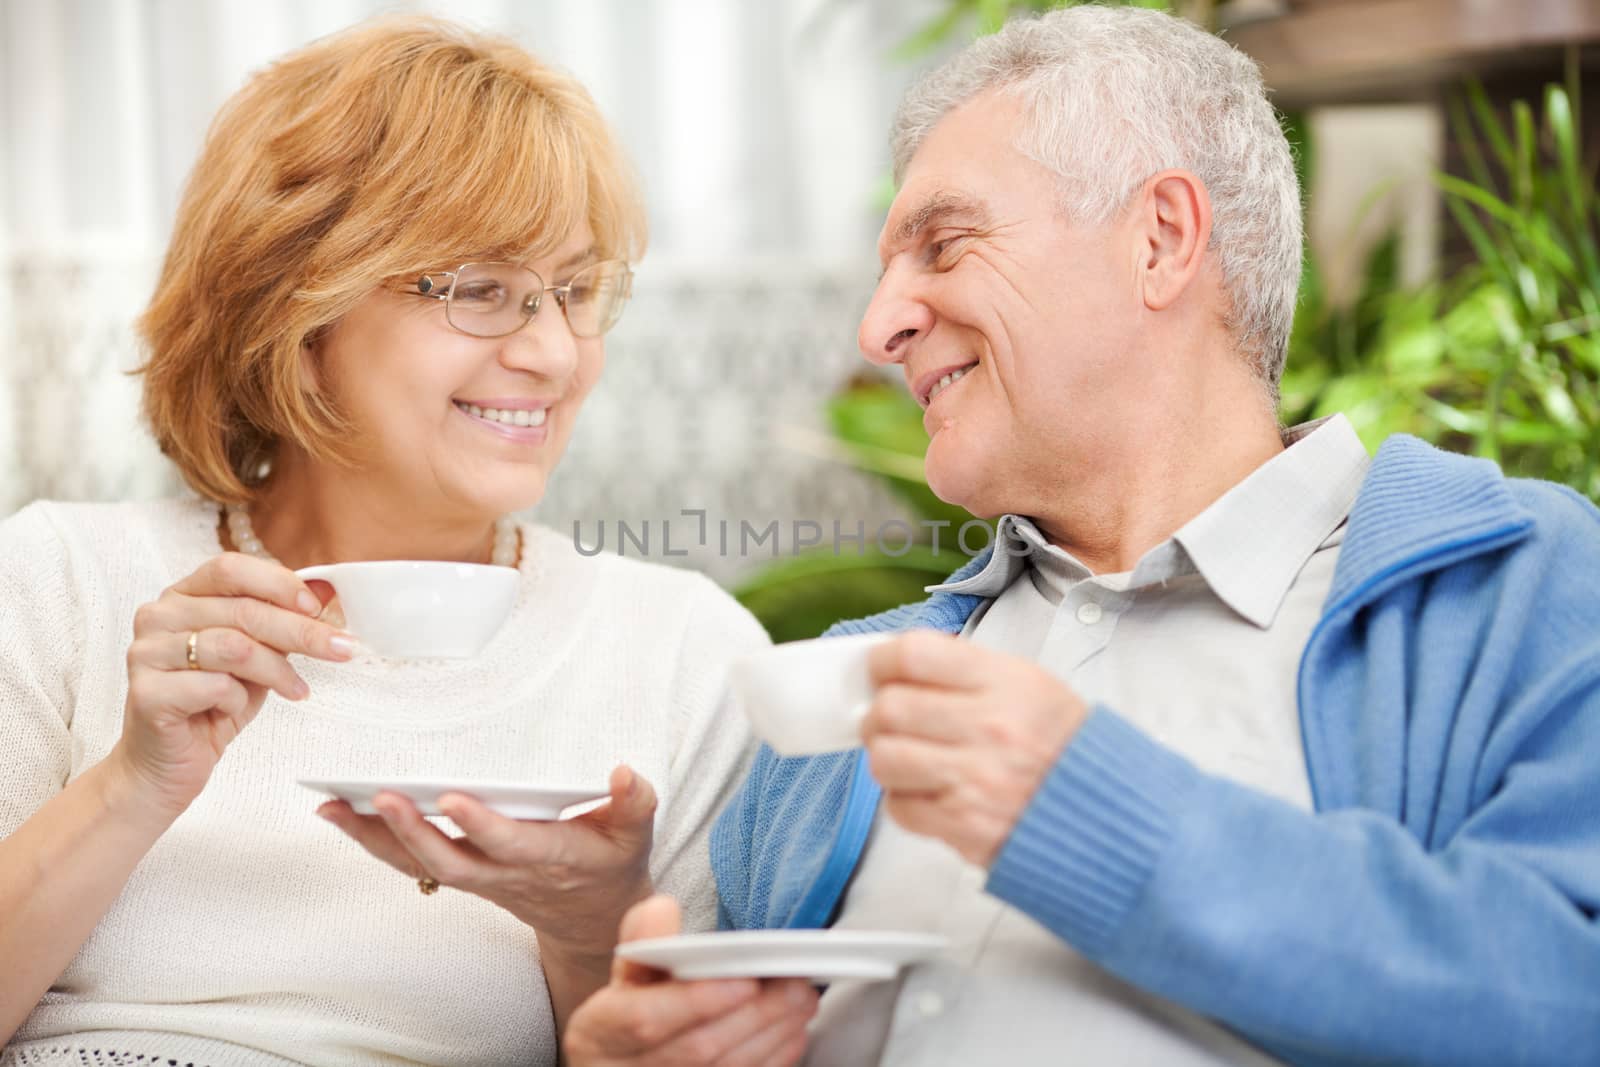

{"left": 223, "top": 505, "right": 520, "bottom": 568}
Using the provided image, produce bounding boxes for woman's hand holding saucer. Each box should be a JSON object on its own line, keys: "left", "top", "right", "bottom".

{"left": 318, "top": 763, "right": 657, "bottom": 947}
{"left": 112, "top": 551, "right": 355, "bottom": 819}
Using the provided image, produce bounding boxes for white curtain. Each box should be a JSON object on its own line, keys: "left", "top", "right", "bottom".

{"left": 1, "top": 0, "right": 941, "bottom": 580}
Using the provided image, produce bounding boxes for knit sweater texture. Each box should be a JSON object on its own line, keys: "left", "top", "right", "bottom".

{"left": 1, "top": 498, "right": 765, "bottom": 1066}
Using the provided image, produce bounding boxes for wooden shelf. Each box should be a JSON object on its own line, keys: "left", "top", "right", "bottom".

{"left": 1224, "top": 0, "right": 1600, "bottom": 107}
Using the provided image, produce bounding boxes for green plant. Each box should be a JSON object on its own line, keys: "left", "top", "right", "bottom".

{"left": 736, "top": 7, "right": 1598, "bottom": 644}
{"left": 732, "top": 380, "right": 988, "bottom": 642}
{"left": 1284, "top": 65, "right": 1600, "bottom": 500}
{"left": 736, "top": 0, "right": 1236, "bottom": 642}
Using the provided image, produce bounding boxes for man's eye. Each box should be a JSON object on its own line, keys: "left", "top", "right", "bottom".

{"left": 930, "top": 237, "right": 966, "bottom": 268}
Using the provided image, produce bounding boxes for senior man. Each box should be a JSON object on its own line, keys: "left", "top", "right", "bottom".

{"left": 565, "top": 6, "right": 1600, "bottom": 1066}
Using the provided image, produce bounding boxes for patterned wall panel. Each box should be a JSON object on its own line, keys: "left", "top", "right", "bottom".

{"left": 1, "top": 256, "right": 913, "bottom": 585}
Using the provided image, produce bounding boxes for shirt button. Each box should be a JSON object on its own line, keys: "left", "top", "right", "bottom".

{"left": 1076, "top": 601, "right": 1103, "bottom": 625}
{"left": 917, "top": 991, "right": 945, "bottom": 1018}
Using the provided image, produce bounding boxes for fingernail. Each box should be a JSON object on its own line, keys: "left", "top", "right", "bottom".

{"left": 297, "top": 590, "right": 322, "bottom": 616}
{"left": 328, "top": 634, "right": 358, "bottom": 660}
{"left": 291, "top": 677, "right": 310, "bottom": 700}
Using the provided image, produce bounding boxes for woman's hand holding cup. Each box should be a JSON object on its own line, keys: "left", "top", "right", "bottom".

{"left": 111, "top": 551, "right": 355, "bottom": 818}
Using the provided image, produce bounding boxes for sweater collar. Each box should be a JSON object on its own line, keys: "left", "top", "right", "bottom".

{"left": 912, "top": 432, "right": 1536, "bottom": 633}
{"left": 1325, "top": 434, "right": 1535, "bottom": 610}
{"left": 929, "top": 416, "right": 1366, "bottom": 629}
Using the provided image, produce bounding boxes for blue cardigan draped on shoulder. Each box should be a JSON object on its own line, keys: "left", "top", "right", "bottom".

{"left": 711, "top": 434, "right": 1600, "bottom": 1066}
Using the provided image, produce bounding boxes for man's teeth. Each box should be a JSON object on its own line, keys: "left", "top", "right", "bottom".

{"left": 927, "top": 366, "right": 972, "bottom": 403}
{"left": 457, "top": 401, "right": 548, "bottom": 428}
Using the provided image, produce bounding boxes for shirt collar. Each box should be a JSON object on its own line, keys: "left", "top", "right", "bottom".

{"left": 925, "top": 514, "right": 1040, "bottom": 600}
{"left": 1173, "top": 414, "right": 1369, "bottom": 627}
{"left": 926, "top": 415, "right": 1371, "bottom": 628}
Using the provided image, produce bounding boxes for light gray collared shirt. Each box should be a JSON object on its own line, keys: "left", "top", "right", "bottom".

{"left": 806, "top": 415, "right": 1371, "bottom": 1067}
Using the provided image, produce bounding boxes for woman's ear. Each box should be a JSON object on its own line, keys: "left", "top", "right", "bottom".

{"left": 1137, "top": 168, "right": 1213, "bottom": 313}
{"left": 299, "top": 330, "right": 324, "bottom": 392}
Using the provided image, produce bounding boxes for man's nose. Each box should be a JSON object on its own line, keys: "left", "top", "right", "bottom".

{"left": 858, "top": 267, "right": 933, "bottom": 366}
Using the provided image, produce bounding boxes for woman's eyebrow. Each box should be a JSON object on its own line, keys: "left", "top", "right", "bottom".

{"left": 556, "top": 245, "right": 601, "bottom": 274}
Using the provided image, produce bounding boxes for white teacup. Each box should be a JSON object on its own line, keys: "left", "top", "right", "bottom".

{"left": 295, "top": 561, "right": 519, "bottom": 660}
{"left": 729, "top": 633, "right": 891, "bottom": 756}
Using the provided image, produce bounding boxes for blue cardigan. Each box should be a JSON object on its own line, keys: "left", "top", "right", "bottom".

{"left": 711, "top": 435, "right": 1600, "bottom": 1066}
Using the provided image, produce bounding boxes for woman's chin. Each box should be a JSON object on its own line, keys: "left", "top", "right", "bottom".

{"left": 457, "top": 471, "right": 550, "bottom": 519}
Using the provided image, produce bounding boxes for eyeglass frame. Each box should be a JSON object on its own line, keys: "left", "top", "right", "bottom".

{"left": 406, "top": 258, "right": 634, "bottom": 339}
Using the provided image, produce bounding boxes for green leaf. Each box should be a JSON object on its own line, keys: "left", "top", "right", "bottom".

{"left": 826, "top": 383, "right": 980, "bottom": 528}
{"left": 828, "top": 383, "right": 931, "bottom": 458}
{"left": 1466, "top": 80, "right": 1517, "bottom": 175}
{"left": 1381, "top": 319, "right": 1446, "bottom": 375}
{"left": 975, "top": 0, "right": 1011, "bottom": 35}
{"left": 1496, "top": 417, "right": 1583, "bottom": 445}
{"left": 1442, "top": 189, "right": 1515, "bottom": 290}
{"left": 1536, "top": 378, "right": 1584, "bottom": 431}
{"left": 1512, "top": 100, "right": 1537, "bottom": 212}
{"left": 1546, "top": 87, "right": 1587, "bottom": 225}
{"left": 892, "top": 3, "right": 973, "bottom": 61}
{"left": 1447, "top": 91, "right": 1499, "bottom": 197}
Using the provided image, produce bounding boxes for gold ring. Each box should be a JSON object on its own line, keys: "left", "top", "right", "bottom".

{"left": 417, "top": 876, "right": 440, "bottom": 895}
{"left": 186, "top": 631, "right": 201, "bottom": 671}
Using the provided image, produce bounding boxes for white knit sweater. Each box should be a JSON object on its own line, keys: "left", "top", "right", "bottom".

{"left": 0, "top": 498, "right": 766, "bottom": 1067}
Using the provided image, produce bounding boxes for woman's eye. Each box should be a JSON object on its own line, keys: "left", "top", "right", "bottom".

{"left": 456, "top": 283, "right": 506, "bottom": 304}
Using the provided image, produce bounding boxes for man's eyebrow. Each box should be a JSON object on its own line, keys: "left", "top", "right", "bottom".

{"left": 889, "top": 192, "right": 991, "bottom": 248}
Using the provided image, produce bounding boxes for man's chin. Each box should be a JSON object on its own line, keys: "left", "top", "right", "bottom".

{"left": 924, "top": 454, "right": 986, "bottom": 514}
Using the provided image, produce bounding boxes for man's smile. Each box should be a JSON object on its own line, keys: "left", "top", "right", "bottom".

{"left": 913, "top": 361, "right": 980, "bottom": 408}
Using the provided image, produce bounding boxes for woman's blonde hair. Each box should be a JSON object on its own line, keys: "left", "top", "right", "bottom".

{"left": 137, "top": 17, "right": 647, "bottom": 504}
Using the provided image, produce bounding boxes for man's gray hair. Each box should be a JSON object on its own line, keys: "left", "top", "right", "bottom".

{"left": 891, "top": 5, "right": 1302, "bottom": 392}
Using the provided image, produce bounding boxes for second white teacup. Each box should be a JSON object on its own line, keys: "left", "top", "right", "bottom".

{"left": 296, "top": 561, "right": 519, "bottom": 660}
{"left": 729, "top": 633, "right": 892, "bottom": 756}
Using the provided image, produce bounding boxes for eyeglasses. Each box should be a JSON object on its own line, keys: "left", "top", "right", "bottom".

{"left": 408, "top": 259, "right": 633, "bottom": 339}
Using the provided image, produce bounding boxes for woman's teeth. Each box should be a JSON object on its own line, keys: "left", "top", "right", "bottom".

{"left": 456, "top": 401, "right": 548, "bottom": 427}
{"left": 927, "top": 365, "right": 973, "bottom": 404}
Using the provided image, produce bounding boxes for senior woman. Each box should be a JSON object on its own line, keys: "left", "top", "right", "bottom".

{"left": 0, "top": 18, "right": 796, "bottom": 1066}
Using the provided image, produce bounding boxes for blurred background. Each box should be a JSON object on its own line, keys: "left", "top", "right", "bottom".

{"left": 3, "top": 0, "right": 1598, "bottom": 639}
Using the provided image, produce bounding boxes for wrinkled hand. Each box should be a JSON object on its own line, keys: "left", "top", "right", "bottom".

{"left": 564, "top": 896, "right": 817, "bottom": 1067}
{"left": 861, "top": 630, "right": 1088, "bottom": 867}
{"left": 115, "top": 552, "right": 349, "bottom": 816}
{"left": 319, "top": 765, "right": 656, "bottom": 955}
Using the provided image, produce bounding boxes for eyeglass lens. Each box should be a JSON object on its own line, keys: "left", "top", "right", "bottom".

{"left": 446, "top": 260, "right": 631, "bottom": 338}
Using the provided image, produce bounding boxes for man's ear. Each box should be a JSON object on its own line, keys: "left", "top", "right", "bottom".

{"left": 1137, "top": 169, "right": 1213, "bottom": 312}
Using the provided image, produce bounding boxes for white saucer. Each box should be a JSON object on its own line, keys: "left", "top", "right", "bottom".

{"left": 298, "top": 777, "right": 610, "bottom": 820}
{"left": 615, "top": 930, "right": 948, "bottom": 982}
